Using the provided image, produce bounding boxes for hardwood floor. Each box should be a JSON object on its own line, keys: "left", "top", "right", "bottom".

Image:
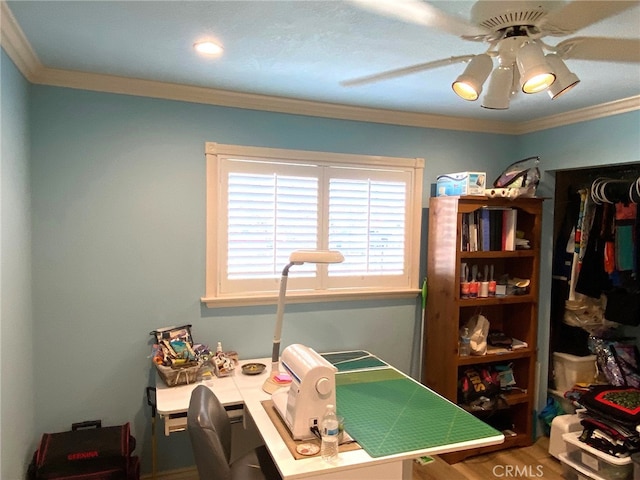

{"left": 413, "top": 437, "right": 566, "bottom": 480}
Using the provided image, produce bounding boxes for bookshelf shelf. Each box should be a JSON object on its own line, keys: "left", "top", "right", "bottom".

{"left": 459, "top": 250, "right": 536, "bottom": 259}
{"left": 458, "top": 349, "right": 533, "bottom": 365}
{"left": 458, "top": 294, "right": 536, "bottom": 306}
{"left": 424, "top": 195, "right": 543, "bottom": 463}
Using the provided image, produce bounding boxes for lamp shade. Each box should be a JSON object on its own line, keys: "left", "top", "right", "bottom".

{"left": 289, "top": 250, "right": 344, "bottom": 265}
{"left": 517, "top": 42, "right": 555, "bottom": 94}
{"left": 452, "top": 54, "right": 493, "bottom": 101}
{"left": 545, "top": 54, "right": 580, "bottom": 99}
{"left": 482, "top": 65, "right": 514, "bottom": 110}
{"left": 263, "top": 249, "right": 344, "bottom": 394}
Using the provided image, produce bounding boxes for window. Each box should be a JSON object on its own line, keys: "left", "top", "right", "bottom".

{"left": 202, "top": 143, "right": 424, "bottom": 307}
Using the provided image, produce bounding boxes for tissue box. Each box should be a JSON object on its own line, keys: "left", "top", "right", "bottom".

{"left": 436, "top": 172, "right": 486, "bottom": 196}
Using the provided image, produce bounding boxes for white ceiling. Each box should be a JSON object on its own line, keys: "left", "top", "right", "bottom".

{"left": 4, "top": 0, "right": 640, "bottom": 125}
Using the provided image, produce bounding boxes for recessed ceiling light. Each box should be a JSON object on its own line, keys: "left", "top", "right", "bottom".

{"left": 194, "top": 41, "right": 223, "bottom": 56}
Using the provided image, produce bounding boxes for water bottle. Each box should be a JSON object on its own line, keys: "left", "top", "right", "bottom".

{"left": 320, "top": 404, "right": 339, "bottom": 463}
{"left": 459, "top": 327, "right": 471, "bottom": 356}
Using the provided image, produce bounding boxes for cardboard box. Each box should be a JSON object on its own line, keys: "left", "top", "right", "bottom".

{"left": 436, "top": 171, "right": 486, "bottom": 196}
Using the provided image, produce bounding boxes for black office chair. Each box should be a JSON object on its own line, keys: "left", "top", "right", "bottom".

{"left": 187, "top": 385, "right": 281, "bottom": 480}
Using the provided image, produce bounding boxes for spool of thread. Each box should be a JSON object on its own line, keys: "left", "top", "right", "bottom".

{"left": 460, "top": 282, "right": 470, "bottom": 299}
{"left": 489, "top": 280, "right": 497, "bottom": 297}
{"left": 479, "top": 281, "right": 489, "bottom": 298}
{"left": 469, "top": 281, "right": 479, "bottom": 298}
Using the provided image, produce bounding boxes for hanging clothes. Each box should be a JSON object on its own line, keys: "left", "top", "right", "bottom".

{"left": 575, "top": 177, "right": 640, "bottom": 326}
{"left": 575, "top": 203, "right": 612, "bottom": 299}
{"left": 615, "top": 202, "right": 637, "bottom": 273}
{"left": 567, "top": 190, "right": 588, "bottom": 302}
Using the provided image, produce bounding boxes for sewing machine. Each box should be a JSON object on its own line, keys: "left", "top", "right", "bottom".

{"left": 271, "top": 344, "right": 337, "bottom": 440}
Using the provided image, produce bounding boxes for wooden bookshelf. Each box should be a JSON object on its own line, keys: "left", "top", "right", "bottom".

{"left": 423, "top": 195, "right": 543, "bottom": 463}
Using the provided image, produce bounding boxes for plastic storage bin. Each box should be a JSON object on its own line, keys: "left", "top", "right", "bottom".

{"left": 553, "top": 352, "right": 597, "bottom": 392}
{"left": 560, "top": 452, "right": 609, "bottom": 480}
{"left": 633, "top": 453, "right": 640, "bottom": 480}
{"left": 563, "top": 432, "right": 633, "bottom": 480}
{"left": 631, "top": 453, "right": 640, "bottom": 480}
{"left": 549, "top": 413, "right": 583, "bottom": 459}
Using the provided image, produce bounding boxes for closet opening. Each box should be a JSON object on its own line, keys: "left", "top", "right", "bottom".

{"left": 548, "top": 163, "right": 640, "bottom": 412}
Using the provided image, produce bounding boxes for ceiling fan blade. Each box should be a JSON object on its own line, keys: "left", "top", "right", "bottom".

{"left": 341, "top": 55, "right": 474, "bottom": 87}
{"left": 542, "top": 1, "right": 638, "bottom": 35}
{"left": 348, "top": 0, "right": 490, "bottom": 38}
{"left": 556, "top": 37, "right": 640, "bottom": 63}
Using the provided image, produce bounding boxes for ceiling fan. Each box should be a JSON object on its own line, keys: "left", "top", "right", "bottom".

{"left": 342, "top": 0, "right": 640, "bottom": 109}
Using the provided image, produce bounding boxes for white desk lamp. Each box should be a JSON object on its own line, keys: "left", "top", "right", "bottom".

{"left": 262, "top": 249, "right": 344, "bottom": 394}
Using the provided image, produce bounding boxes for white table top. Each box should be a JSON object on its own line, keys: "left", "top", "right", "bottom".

{"left": 156, "top": 356, "right": 503, "bottom": 479}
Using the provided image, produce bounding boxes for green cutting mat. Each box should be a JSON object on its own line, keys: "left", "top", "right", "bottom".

{"left": 336, "top": 368, "right": 502, "bottom": 458}
{"left": 322, "top": 351, "right": 387, "bottom": 372}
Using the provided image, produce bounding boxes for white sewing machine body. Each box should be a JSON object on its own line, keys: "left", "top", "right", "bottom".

{"left": 272, "top": 344, "right": 337, "bottom": 440}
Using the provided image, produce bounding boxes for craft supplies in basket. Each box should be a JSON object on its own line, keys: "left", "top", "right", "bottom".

{"left": 150, "top": 324, "right": 212, "bottom": 387}
{"left": 155, "top": 361, "right": 202, "bottom": 387}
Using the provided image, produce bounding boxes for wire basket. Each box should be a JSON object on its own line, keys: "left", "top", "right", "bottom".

{"left": 156, "top": 361, "right": 201, "bottom": 387}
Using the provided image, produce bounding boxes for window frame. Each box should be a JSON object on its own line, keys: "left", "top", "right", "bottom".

{"left": 201, "top": 142, "right": 424, "bottom": 307}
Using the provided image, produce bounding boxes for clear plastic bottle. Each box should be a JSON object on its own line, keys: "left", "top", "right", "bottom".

{"left": 459, "top": 327, "right": 471, "bottom": 356}
{"left": 320, "top": 404, "right": 339, "bottom": 463}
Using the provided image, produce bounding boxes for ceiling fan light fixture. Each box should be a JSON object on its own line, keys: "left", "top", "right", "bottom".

{"left": 482, "top": 65, "right": 514, "bottom": 110}
{"left": 545, "top": 54, "right": 580, "bottom": 99}
{"left": 516, "top": 42, "right": 555, "bottom": 94}
{"left": 452, "top": 54, "right": 493, "bottom": 101}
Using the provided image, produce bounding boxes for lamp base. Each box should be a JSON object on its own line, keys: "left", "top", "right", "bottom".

{"left": 262, "top": 375, "right": 292, "bottom": 394}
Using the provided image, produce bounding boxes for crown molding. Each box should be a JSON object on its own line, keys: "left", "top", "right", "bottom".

{"left": 30, "top": 66, "right": 519, "bottom": 135}
{"left": 0, "top": 0, "right": 40, "bottom": 78}
{"left": 2, "top": 0, "right": 638, "bottom": 136}
{"left": 514, "top": 96, "right": 640, "bottom": 134}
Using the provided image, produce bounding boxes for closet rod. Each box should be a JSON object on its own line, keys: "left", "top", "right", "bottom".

{"left": 591, "top": 177, "right": 640, "bottom": 204}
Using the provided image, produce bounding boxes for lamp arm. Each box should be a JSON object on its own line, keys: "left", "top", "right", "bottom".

{"left": 270, "top": 261, "right": 296, "bottom": 372}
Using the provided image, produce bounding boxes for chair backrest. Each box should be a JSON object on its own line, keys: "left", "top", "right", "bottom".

{"left": 187, "top": 385, "right": 232, "bottom": 480}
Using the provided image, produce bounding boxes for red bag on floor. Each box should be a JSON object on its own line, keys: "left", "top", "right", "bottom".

{"left": 28, "top": 420, "right": 139, "bottom": 480}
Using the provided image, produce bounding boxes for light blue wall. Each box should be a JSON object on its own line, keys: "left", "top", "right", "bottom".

{"left": 1, "top": 50, "right": 35, "bottom": 479}
{"left": 4, "top": 45, "right": 638, "bottom": 476}
{"left": 27, "top": 85, "right": 518, "bottom": 474}
{"left": 517, "top": 111, "right": 640, "bottom": 425}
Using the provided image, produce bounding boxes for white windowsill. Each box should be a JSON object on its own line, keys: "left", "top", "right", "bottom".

{"left": 201, "top": 288, "right": 421, "bottom": 308}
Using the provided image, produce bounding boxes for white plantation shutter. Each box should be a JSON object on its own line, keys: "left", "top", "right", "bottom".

{"left": 227, "top": 171, "right": 319, "bottom": 280}
{"left": 203, "top": 143, "right": 423, "bottom": 306}
{"left": 329, "top": 178, "right": 406, "bottom": 275}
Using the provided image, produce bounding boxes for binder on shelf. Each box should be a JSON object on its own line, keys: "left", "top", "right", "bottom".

{"left": 503, "top": 209, "right": 517, "bottom": 251}
{"left": 489, "top": 209, "right": 503, "bottom": 251}
{"left": 480, "top": 208, "right": 491, "bottom": 252}
{"left": 461, "top": 213, "right": 470, "bottom": 251}
{"left": 469, "top": 212, "right": 478, "bottom": 252}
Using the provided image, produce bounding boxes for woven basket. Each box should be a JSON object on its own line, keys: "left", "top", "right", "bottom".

{"left": 156, "top": 361, "right": 201, "bottom": 387}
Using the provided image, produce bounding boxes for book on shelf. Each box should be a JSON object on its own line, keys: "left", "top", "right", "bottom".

{"left": 461, "top": 207, "right": 517, "bottom": 252}
{"left": 480, "top": 208, "right": 491, "bottom": 251}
